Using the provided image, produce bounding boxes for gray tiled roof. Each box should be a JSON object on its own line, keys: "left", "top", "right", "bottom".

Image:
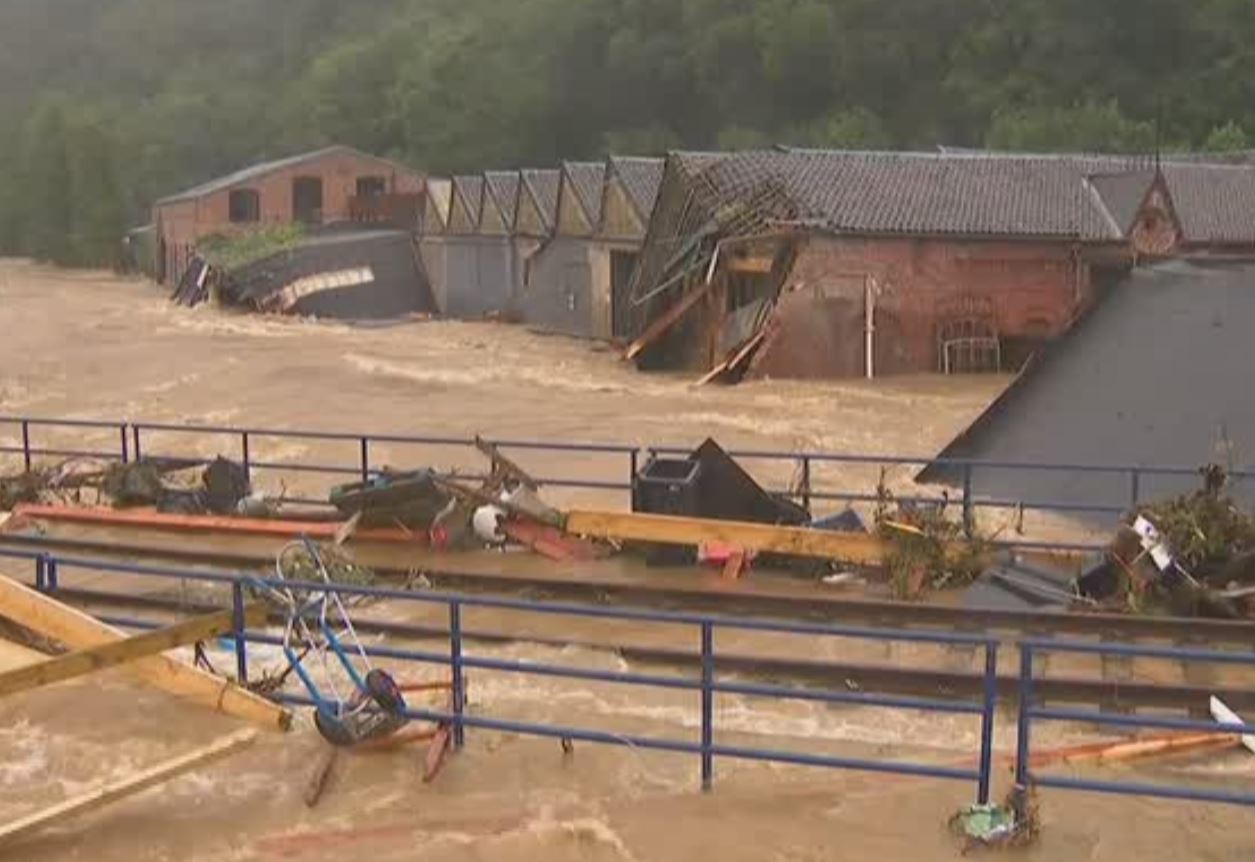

{"left": 610, "top": 156, "right": 665, "bottom": 219}
{"left": 155, "top": 145, "right": 412, "bottom": 206}
{"left": 563, "top": 161, "right": 607, "bottom": 225}
{"left": 675, "top": 149, "right": 1255, "bottom": 244}
{"left": 521, "top": 169, "right": 561, "bottom": 227}
{"left": 483, "top": 171, "right": 520, "bottom": 226}
{"left": 452, "top": 175, "right": 483, "bottom": 224}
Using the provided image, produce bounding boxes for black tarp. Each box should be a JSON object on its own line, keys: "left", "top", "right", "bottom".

{"left": 918, "top": 259, "right": 1255, "bottom": 523}
{"left": 220, "top": 229, "right": 436, "bottom": 320}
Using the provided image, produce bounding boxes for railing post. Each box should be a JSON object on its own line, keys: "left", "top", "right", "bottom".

{"left": 359, "top": 437, "right": 370, "bottom": 483}
{"left": 34, "top": 554, "right": 46, "bottom": 592}
{"left": 231, "top": 580, "right": 249, "bottom": 685}
{"left": 700, "top": 621, "right": 714, "bottom": 792}
{"left": 961, "top": 463, "right": 974, "bottom": 537}
{"left": 1014, "top": 644, "right": 1034, "bottom": 789}
{"left": 20, "top": 420, "right": 31, "bottom": 473}
{"left": 44, "top": 556, "right": 58, "bottom": 593}
{"left": 629, "top": 448, "right": 639, "bottom": 508}
{"left": 119, "top": 424, "right": 130, "bottom": 464}
{"left": 1129, "top": 468, "right": 1141, "bottom": 510}
{"left": 800, "top": 456, "right": 812, "bottom": 514}
{"left": 449, "top": 601, "right": 465, "bottom": 749}
{"left": 976, "top": 642, "right": 998, "bottom": 804}
{"left": 131, "top": 425, "right": 143, "bottom": 462}
{"left": 240, "top": 432, "right": 251, "bottom": 482}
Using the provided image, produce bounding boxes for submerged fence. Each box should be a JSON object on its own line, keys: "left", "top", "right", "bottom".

{"left": 3, "top": 415, "right": 1252, "bottom": 553}
{"left": 0, "top": 546, "right": 1251, "bottom": 808}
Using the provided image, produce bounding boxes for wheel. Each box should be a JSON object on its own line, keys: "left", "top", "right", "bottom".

{"left": 313, "top": 707, "right": 356, "bottom": 747}
{"left": 365, "top": 669, "right": 406, "bottom": 714}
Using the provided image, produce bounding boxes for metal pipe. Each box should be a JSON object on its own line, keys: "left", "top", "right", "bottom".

{"left": 977, "top": 644, "right": 998, "bottom": 804}
{"left": 119, "top": 425, "right": 130, "bottom": 465}
{"left": 231, "top": 581, "right": 249, "bottom": 685}
{"left": 20, "top": 421, "right": 30, "bottom": 473}
{"left": 359, "top": 437, "right": 370, "bottom": 483}
{"left": 1014, "top": 645, "right": 1033, "bottom": 788}
{"left": 241, "top": 432, "right": 251, "bottom": 481}
{"left": 449, "top": 601, "right": 465, "bottom": 748}
{"left": 701, "top": 621, "right": 714, "bottom": 791}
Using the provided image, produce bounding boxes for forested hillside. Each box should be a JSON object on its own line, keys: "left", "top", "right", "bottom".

{"left": 2, "top": 0, "right": 1253, "bottom": 265}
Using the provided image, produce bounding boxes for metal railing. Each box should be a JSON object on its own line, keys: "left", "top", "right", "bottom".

{"left": 3, "top": 415, "right": 1251, "bottom": 552}
{"left": 1015, "top": 639, "right": 1255, "bottom": 806}
{"left": 0, "top": 546, "right": 999, "bottom": 800}
{"left": 1, "top": 546, "right": 1252, "bottom": 807}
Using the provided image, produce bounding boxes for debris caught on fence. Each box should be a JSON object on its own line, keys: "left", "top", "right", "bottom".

{"left": 948, "top": 784, "right": 1039, "bottom": 852}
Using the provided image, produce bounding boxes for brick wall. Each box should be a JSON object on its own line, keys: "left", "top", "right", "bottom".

{"left": 780, "top": 234, "right": 1091, "bottom": 375}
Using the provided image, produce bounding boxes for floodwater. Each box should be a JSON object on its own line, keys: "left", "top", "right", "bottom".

{"left": 1, "top": 260, "right": 1252, "bottom": 859}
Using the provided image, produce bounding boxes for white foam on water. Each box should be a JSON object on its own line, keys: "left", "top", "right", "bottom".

{"left": 0, "top": 721, "right": 51, "bottom": 786}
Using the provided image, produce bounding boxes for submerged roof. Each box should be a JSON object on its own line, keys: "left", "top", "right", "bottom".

{"left": 155, "top": 145, "right": 414, "bottom": 207}
{"left": 917, "top": 259, "right": 1255, "bottom": 518}
{"left": 670, "top": 149, "right": 1255, "bottom": 243}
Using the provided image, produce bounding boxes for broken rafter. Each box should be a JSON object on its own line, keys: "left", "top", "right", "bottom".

{"left": 696, "top": 330, "right": 767, "bottom": 386}
{"left": 624, "top": 279, "right": 717, "bottom": 360}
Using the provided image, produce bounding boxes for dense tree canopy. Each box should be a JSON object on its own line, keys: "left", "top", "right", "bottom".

{"left": 1, "top": 0, "right": 1253, "bottom": 264}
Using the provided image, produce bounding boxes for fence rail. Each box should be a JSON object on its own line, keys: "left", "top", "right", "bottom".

{"left": 3, "top": 415, "right": 1251, "bottom": 552}
{"left": 0, "top": 547, "right": 1251, "bottom": 808}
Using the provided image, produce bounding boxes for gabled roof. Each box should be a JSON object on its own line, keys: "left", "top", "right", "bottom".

{"left": 563, "top": 161, "right": 607, "bottom": 226}
{"left": 483, "top": 171, "right": 520, "bottom": 229}
{"left": 609, "top": 156, "right": 665, "bottom": 221}
{"left": 155, "top": 145, "right": 414, "bottom": 207}
{"left": 520, "top": 169, "right": 561, "bottom": 230}
{"left": 672, "top": 149, "right": 1255, "bottom": 244}
{"left": 450, "top": 175, "right": 483, "bottom": 231}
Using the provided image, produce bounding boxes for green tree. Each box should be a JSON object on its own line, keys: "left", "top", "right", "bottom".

{"left": 985, "top": 101, "right": 1156, "bottom": 153}
{"left": 19, "top": 100, "right": 74, "bottom": 264}
{"left": 67, "top": 118, "right": 127, "bottom": 267}
{"left": 1202, "top": 121, "right": 1250, "bottom": 153}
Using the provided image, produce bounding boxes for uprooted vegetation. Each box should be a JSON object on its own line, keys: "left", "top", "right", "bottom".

{"left": 198, "top": 225, "right": 305, "bottom": 272}
{"left": 873, "top": 472, "right": 993, "bottom": 601}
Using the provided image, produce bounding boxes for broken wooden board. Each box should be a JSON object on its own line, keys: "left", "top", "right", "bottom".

{"left": 0, "top": 604, "right": 266, "bottom": 700}
{"left": 0, "top": 727, "right": 258, "bottom": 846}
{"left": 0, "top": 573, "right": 290, "bottom": 730}
{"left": 696, "top": 330, "right": 767, "bottom": 386}
{"left": 624, "top": 280, "right": 716, "bottom": 360}
{"left": 501, "top": 520, "right": 605, "bottom": 562}
{"left": 563, "top": 510, "right": 886, "bottom": 565}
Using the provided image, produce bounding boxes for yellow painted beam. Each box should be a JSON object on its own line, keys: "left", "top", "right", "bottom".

{"left": 0, "top": 728, "right": 258, "bottom": 845}
{"left": 0, "top": 572, "right": 290, "bottom": 730}
{"left": 0, "top": 604, "right": 266, "bottom": 700}
{"left": 564, "top": 509, "right": 887, "bottom": 565}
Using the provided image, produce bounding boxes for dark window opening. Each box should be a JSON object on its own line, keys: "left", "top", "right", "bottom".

{"left": 228, "top": 188, "right": 260, "bottom": 224}
{"left": 356, "top": 176, "right": 387, "bottom": 198}
{"left": 292, "top": 176, "right": 324, "bottom": 225}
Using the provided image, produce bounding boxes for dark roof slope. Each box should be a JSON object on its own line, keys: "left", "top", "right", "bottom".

{"left": 521, "top": 169, "right": 561, "bottom": 227}
{"left": 917, "top": 259, "right": 1255, "bottom": 519}
{"left": 563, "top": 161, "right": 607, "bottom": 224}
{"left": 452, "top": 175, "right": 484, "bottom": 225}
{"left": 673, "top": 149, "right": 1255, "bottom": 244}
{"left": 156, "top": 145, "right": 412, "bottom": 207}
{"left": 483, "top": 171, "right": 520, "bottom": 227}
{"left": 610, "top": 156, "right": 665, "bottom": 218}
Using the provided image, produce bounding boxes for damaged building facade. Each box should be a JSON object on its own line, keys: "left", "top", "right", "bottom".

{"left": 153, "top": 145, "right": 425, "bottom": 286}
{"left": 624, "top": 150, "right": 1255, "bottom": 381}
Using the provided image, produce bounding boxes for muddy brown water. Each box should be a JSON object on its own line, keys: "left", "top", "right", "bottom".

{"left": 0, "top": 260, "right": 1252, "bottom": 858}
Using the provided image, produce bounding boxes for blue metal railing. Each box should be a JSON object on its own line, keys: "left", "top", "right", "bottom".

{"left": 1015, "top": 639, "right": 1255, "bottom": 806}
{"left": 2, "top": 546, "right": 1252, "bottom": 806}
{"left": 3, "top": 546, "right": 998, "bottom": 799}
{"left": 4, "top": 414, "right": 1252, "bottom": 551}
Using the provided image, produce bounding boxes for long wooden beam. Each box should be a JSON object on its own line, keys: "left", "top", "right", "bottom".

{"left": 0, "top": 728, "right": 258, "bottom": 845}
{"left": 564, "top": 510, "right": 887, "bottom": 565}
{"left": 623, "top": 280, "right": 716, "bottom": 360}
{"left": 0, "top": 573, "right": 290, "bottom": 730}
{"left": 0, "top": 604, "right": 266, "bottom": 699}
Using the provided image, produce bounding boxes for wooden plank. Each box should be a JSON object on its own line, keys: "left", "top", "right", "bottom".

{"left": 727, "top": 255, "right": 774, "bottom": 274}
{"left": 564, "top": 510, "right": 887, "bottom": 565}
{"left": 0, "top": 573, "right": 290, "bottom": 730}
{"left": 10, "top": 504, "right": 424, "bottom": 545}
{"left": 696, "top": 330, "right": 767, "bottom": 386}
{"left": 623, "top": 280, "right": 716, "bottom": 360}
{"left": 0, "top": 728, "right": 258, "bottom": 845}
{"left": 0, "top": 604, "right": 266, "bottom": 699}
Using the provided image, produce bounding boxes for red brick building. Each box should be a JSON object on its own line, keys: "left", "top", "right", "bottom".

{"left": 152, "top": 145, "right": 424, "bottom": 283}
{"left": 627, "top": 150, "right": 1255, "bottom": 380}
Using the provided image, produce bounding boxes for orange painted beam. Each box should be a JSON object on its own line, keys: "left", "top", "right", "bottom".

{"left": 10, "top": 504, "right": 427, "bottom": 545}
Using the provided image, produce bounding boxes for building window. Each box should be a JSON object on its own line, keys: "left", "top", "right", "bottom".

{"left": 228, "top": 188, "right": 260, "bottom": 224}
{"left": 356, "top": 176, "right": 387, "bottom": 198}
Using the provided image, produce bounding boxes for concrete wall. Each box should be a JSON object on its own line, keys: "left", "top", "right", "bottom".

{"left": 779, "top": 235, "right": 1091, "bottom": 376}
{"left": 420, "top": 235, "right": 518, "bottom": 319}
{"left": 520, "top": 238, "right": 636, "bottom": 338}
